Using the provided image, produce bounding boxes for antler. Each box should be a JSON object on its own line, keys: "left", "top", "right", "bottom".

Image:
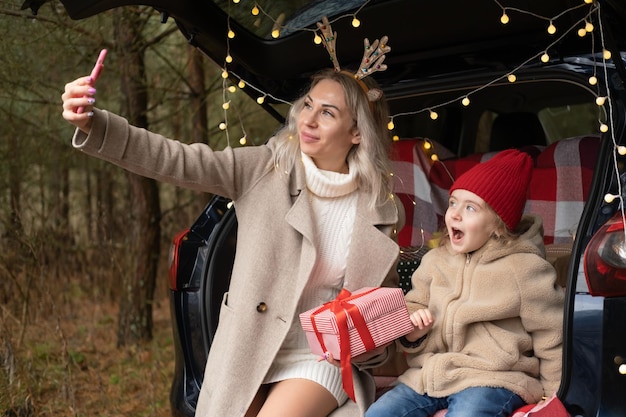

{"left": 317, "top": 16, "right": 341, "bottom": 72}
{"left": 355, "top": 36, "right": 391, "bottom": 80}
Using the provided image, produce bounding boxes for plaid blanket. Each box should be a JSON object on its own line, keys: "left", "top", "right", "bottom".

{"left": 391, "top": 135, "right": 600, "bottom": 248}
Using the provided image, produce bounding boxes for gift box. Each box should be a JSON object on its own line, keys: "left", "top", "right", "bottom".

{"left": 299, "top": 287, "right": 414, "bottom": 358}
{"left": 299, "top": 287, "right": 414, "bottom": 401}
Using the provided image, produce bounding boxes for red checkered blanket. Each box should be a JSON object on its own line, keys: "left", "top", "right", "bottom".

{"left": 391, "top": 135, "right": 600, "bottom": 248}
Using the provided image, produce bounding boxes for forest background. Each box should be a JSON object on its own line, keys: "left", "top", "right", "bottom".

{"left": 0, "top": 1, "right": 281, "bottom": 415}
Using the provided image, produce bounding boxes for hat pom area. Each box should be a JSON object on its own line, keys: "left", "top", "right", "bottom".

{"left": 449, "top": 149, "right": 533, "bottom": 231}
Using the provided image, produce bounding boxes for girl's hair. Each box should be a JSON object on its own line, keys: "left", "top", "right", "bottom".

{"left": 271, "top": 68, "right": 394, "bottom": 209}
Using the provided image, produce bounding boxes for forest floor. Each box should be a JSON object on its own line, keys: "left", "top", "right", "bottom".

{"left": 1, "top": 285, "right": 175, "bottom": 417}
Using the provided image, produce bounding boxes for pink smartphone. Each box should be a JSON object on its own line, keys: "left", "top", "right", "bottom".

{"left": 77, "top": 49, "right": 107, "bottom": 114}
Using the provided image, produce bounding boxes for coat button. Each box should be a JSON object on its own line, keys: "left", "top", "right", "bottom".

{"left": 256, "top": 302, "right": 268, "bottom": 313}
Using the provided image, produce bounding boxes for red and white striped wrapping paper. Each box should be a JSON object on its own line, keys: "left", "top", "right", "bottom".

{"left": 299, "top": 287, "right": 414, "bottom": 358}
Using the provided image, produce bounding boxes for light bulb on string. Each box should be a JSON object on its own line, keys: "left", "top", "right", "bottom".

{"left": 314, "top": 33, "right": 322, "bottom": 44}
{"left": 352, "top": 16, "right": 361, "bottom": 27}
{"left": 600, "top": 122, "right": 609, "bottom": 133}
{"left": 604, "top": 193, "right": 617, "bottom": 203}
{"left": 507, "top": 74, "right": 517, "bottom": 83}
{"left": 251, "top": 5, "right": 259, "bottom": 15}
{"left": 585, "top": 21, "right": 594, "bottom": 32}
{"left": 596, "top": 96, "right": 606, "bottom": 106}
{"left": 589, "top": 75, "right": 598, "bottom": 85}
{"left": 232, "top": 0, "right": 240, "bottom": 3}
{"left": 393, "top": 135, "right": 400, "bottom": 141}
{"left": 604, "top": 49, "right": 612, "bottom": 60}
{"left": 547, "top": 21, "right": 557, "bottom": 35}
{"left": 429, "top": 110, "right": 438, "bottom": 120}
{"left": 618, "top": 146, "right": 626, "bottom": 156}
{"left": 219, "top": 122, "right": 227, "bottom": 130}
{"left": 584, "top": 0, "right": 593, "bottom": 3}
{"left": 423, "top": 141, "right": 432, "bottom": 150}
{"left": 461, "top": 96, "right": 470, "bottom": 106}
{"left": 500, "top": 11, "right": 509, "bottom": 24}
{"left": 228, "top": 29, "right": 235, "bottom": 39}
{"left": 387, "top": 120, "right": 395, "bottom": 130}
{"left": 257, "top": 95, "right": 266, "bottom": 105}
{"left": 541, "top": 52, "right": 550, "bottom": 63}
{"left": 578, "top": 27, "right": 587, "bottom": 37}
{"left": 225, "top": 54, "right": 233, "bottom": 63}
{"left": 271, "top": 28, "right": 280, "bottom": 38}
{"left": 228, "top": 85, "right": 237, "bottom": 93}
{"left": 239, "top": 136, "right": 247, "bottom": 145}
{"left": 222, "top": 101, "right": 231, "bottom": 110}
{"left": 238, "top": 80, "right": 246, "bottom": 89}
{"left": 221, "top": 69, "right": 229, "bottom": 79}
{"left": 431, "top": 154, "right": 439, "bottom": 162}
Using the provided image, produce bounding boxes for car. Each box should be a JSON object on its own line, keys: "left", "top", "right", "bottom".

{"left": 27, "top": 0, "right": 626, "bottom": 416}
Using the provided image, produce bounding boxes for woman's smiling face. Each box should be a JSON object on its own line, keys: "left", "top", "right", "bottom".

{"left": 297, "top": 78, "right": 361, "bottom": 173}
{"left": 445, "top": 188, "right": 499, "bottom": 254}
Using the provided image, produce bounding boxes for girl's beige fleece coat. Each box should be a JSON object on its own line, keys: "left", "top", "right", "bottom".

{"left": 71, "top": 109, "right": 403, "bottom": 417}
{"left": 399, "top": 215, "right": 564, "bottom": 405}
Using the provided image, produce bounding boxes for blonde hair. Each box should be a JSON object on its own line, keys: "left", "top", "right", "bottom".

{"left": 271, "top": 69, "right": 393, "bottom": 209}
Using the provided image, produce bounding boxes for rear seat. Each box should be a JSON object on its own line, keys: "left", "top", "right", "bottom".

{"left": 391, "top": 134, "right": 601, "bottom": 290}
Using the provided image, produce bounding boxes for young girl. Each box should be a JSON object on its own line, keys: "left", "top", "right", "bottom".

{"left": 366, "top": 149, "right": 564, "bottom": 417}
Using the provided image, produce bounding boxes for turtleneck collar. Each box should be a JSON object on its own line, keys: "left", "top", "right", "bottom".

{"left": 301, "top": 152, "right": 358, "bottom": 198}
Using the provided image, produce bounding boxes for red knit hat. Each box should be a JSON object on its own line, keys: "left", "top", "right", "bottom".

{"left": 449, "top": 149, "right": 533, "bottom": 231}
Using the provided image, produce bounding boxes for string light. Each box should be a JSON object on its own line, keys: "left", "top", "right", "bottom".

{"left": 605, "top": 193, "right": 617, "bottom": 203}
{"left": 618, "top": 146, "right": 626, "bottom": 156}
{"left": 600, "top": 122, "right": 609, "bottom": 133}
{"left": 500, "top": 11, "right": 509, "bottom": 24}
{"left": 547, "top": 21, "right": 557, "bottom": 35}
{"left": 228, "top": 29, "right": 236, "bottom": 39}
{"left": 228, "top": 85, "right": 237, "bottom": 93}
{"left": 216, "top": 0, "right": 611, "bottom": 151}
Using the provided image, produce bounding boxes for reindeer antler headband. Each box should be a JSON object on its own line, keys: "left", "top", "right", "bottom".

{"left": 316, "top": 16, "right": 391, "bottom": 102}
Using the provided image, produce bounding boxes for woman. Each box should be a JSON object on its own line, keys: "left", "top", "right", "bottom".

{"left": 61, "top": 67, "right": 403, "bottom": 416}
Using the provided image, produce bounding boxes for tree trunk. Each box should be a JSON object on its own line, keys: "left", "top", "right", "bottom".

{"left": 114, "top": 8, "right": 161, "bottom": 346}
{"left": 187, "top": 45, "right": 212, "bottom": 211}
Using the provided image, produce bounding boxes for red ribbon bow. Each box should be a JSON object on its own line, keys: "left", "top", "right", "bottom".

{"left": 309, "top": 288, "right": 378, "bottom": 402}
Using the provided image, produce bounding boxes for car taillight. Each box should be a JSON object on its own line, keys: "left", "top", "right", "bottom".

{"left": 584, "top": 212, "right": 626, "bottom": 297}
{"left": 168, "top": 228, "right": 189, "bottom": 291}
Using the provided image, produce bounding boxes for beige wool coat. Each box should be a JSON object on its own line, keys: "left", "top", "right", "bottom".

{"left": 72, "top": 110, "right": 403, "bottom": 417}
{"left": 398, "top": 215, "right": 564, "bottom": 405}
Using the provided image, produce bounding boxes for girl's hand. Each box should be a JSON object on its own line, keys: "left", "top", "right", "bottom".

{"left": 405, "top": 308, "right": 434, "bottom": 342}
{"left": 61, "top": 76, "right": 97, "bottom": 134}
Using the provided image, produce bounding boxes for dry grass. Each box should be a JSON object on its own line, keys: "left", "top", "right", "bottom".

{"left": 0, "top": 275, "right": 175, "bottom": 417}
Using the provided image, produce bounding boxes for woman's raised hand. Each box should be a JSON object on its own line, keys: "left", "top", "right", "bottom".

{"left": 61, "top": 76, "right": 97, "bottom": 134}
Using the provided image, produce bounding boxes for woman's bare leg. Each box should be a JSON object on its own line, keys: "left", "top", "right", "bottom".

{"left": 256, "top": 379, "right": 338, "bottom": 417}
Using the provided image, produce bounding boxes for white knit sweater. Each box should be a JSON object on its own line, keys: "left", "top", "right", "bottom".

{"left": 262, "top": 153, "right": 358, "bottom": 404}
